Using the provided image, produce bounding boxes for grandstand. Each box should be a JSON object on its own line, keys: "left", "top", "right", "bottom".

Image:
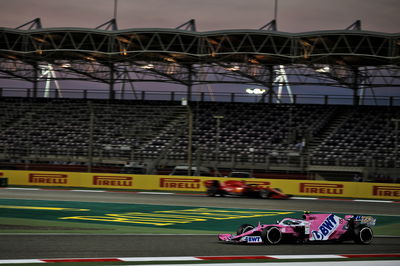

{"left": 0, "top": 96, "right": 398, "bottom": 181}
{"left": 0, "top": 20, "right": 399, "bottom": 181}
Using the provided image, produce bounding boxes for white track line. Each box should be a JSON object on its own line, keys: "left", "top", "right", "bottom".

{"left": 291, "top": 197, "right": 319, "bottom": 200}
{"left": 137, "top": 192, "right": 175, "bottom": 195}
{"left": 0, "top": 254, "right": 399, "bottom": 264}
{"left": 354, "top": 199, "right": 393, "bottom": 203}
{"left": 121, "top": 256, "right": 202, "bottom": 261}
{"left": 273, "top": 255, "right": 343, "bottom": 259}
{"left": 136, "top": 261, "right": 400, "bottom": 266}
{"left": 70, "top": 190, "right": 106, "bottom": 193}
{"left": 0, "top": 259, "right": 44, "bottom": 264}
{"left": 3, "top": 187, "right": 40, "bottom": 191}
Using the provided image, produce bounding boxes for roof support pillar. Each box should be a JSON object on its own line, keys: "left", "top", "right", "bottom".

{"left": 109, "top": 64, "right": 115, "bottom": 100}
{"left": 32, "top": 63, "right": 38, "bottom": 98}
{"left": 262, "top": 65, "right": 275, "bottom": 103}
{"left": 187, "top": 82, "right": 192, "bottom": 102}
{"left": 352, "top": 67, "right": 359, "bottom": 106}
{"left": 187, "top": 65, "right": 193, "bottom": 102}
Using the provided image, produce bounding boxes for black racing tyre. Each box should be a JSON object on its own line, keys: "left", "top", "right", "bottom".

{"left": 354, "top": 226, "right": 373, "bottom": 244}
{"left": 236, "top": 224, "right": 255, "bottom": 235}
{"left": 206, "top": 186, "right": 219, "bottom": 197}
{"left": 262, "top": 226, "right": 282, "bottom": 245}
{"left": 259, "top": 189, "right": 271, "bottom": 199}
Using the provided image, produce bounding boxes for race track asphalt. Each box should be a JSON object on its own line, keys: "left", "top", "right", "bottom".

{"left": 0, "top": 188, "right": 399, "bottom": 259}
{"left": 1, "top": 235, "right": 399, "bottom": 259}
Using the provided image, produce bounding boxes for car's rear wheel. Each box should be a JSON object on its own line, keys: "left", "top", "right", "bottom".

{"left": 262, "top": 226, "right": 282, "bottom": 245}
{"left": 206, "top": 186, "right": 219, "bottom": 197}
{"left": 259, "top": 189, "right": 271, "bottom": 199}
{"left": 236, "top": 224, "right": 254, "bottom": 235}
{"left": 354, "top": 226, "right": 373, "bottom": 244}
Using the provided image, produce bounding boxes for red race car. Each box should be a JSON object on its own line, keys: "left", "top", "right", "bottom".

{"left": 204, "top": 180, "right": 290, "bottom": 199}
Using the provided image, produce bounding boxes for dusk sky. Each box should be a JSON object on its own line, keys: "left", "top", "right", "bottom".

{"left": 0, "top": 0, "right": 399, "bottom": 100}
{"left": 1, "top": 0, "right": 399, "bottom": 33}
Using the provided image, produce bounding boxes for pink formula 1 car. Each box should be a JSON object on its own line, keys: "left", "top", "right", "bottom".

{"left": 218, "top": 212, "right": 375, "bottom": 245}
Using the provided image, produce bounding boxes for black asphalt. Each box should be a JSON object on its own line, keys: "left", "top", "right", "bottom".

{"left": 0, "top": 188, "right": 399, "bottom": 259}
{"left": 0, "top": 235, "right": 399, "bottom": 259}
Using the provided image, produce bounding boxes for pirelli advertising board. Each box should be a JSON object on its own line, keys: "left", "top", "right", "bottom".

{"left": 0, "top": 170, "right": 399, "bottom": 200}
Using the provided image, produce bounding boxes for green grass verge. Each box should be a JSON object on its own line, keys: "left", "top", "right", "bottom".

{"left": 373, "top": 223, "right": 400, "bottom": 236}
{"left": 0, "top": 198, "right": 399, "bottom": 236}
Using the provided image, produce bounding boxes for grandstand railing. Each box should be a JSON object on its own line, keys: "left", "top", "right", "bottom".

{"left": 1, "top": 87, "right": 399, "bottom": 106}
{"left": 1, "top": 151, "right": 398, "bottom": 169}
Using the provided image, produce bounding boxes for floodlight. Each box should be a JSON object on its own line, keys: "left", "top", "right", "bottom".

{"left": 246, "top": 88, "right": 266, "bottom": 94}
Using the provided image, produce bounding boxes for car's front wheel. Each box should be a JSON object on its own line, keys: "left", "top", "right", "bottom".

{"left": 262, "top": 226, "right": 282, "bottom": 245}
{"left": 237, "top": 224, "right": 254, "bottom": 235}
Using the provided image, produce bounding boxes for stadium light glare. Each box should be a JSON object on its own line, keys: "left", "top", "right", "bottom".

{"left": 164, "top": 57, "right": 176, "bottom": 63}
{"left": 84, "top": 56, "right": 96, "bottom": 61}
{"left": 226, "top": 65, "right": 240, "bottom": 71}
{"left": 141, "top": 64, "right": 154, "bottom": 69}
{"left": 246, "top": 88, "right": 266, "bottom": 94}
{"left": 248, "top": 58, "right": 259, "bottom": 64}
{"left": 32, "top": 36, "right": 46, "bottom": 43}
{"left": 116, "top": 36, "right": 130, "bottom": 44}
{"left": 316, "top": 66, "right": 330, "bottom": 73}
{"left": 120, "top": 48, "right": 128, "bottom": 56}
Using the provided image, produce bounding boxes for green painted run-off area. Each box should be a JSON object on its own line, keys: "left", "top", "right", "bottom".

{"left": 0, "top": 199, "right": 399, "bottom": 235}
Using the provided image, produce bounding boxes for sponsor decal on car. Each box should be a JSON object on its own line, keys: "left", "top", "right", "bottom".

{"left": 243, "top": 236, "right": 263, "bottom": 243}
{"left": 300, "top": 183, "right": 344, "bottom": 195}
{"left": 354, "top": 215, "right": 376, "bottom": 226}
{"left": 160, "top": 178, "right": 200, "bottom": 189}
{"left": 311, "top": 214, "right": 340, "bottom": 241}
{"left": 93, "top": 176, "right": 133, "bottom": 187}
{"left": 372, "top": 185, "right": 400, "bottom": 197}
{"left": 244, "top": 181, "right": 271, "bottom": 187}
{"left": 29, "top": 173, "right": 68, "bottom": 184}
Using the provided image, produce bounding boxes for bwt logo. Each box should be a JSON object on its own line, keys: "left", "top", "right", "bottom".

{"left": 311, "top": 214, "right": 340, "bottom": 241}
{"left": 160, "top": 178, "right": 200, "bottom": 189}
{"left": 373, "top": 186, "right": 400, "bottom": 197}
{"left": 29, "top": 173, "right": 68, "bottom": 184}
{"left": 300, "top": 183, "right": 344, "bottom": 195}
{"left": 245, "top": 236, "right": 262, "bottom": 243}
{"left": 93, "top": 176, "right": 133, "bottom": 187}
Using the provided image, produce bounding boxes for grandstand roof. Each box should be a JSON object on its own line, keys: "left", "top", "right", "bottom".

{"left": 1, "top": 27, "right": 398, "bottom": 66}
{"left": 0, "top": 26, "right": 399, "bottom": 98}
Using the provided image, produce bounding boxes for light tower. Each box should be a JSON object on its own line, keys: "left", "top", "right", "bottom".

{"left": 38, "top": 64, "right": 62, "bottom": 98}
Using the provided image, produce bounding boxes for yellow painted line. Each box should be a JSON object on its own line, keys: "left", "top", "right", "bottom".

{"left": 61, "top": 208, "right": 295, "bottom": 226}
{"left": 0, "top": 205, "right": 89, "bottom": 211}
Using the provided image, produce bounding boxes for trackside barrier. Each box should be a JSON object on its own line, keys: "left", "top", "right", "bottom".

{"left": 0, "top": 170, "right": 399, "bottom": 200}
